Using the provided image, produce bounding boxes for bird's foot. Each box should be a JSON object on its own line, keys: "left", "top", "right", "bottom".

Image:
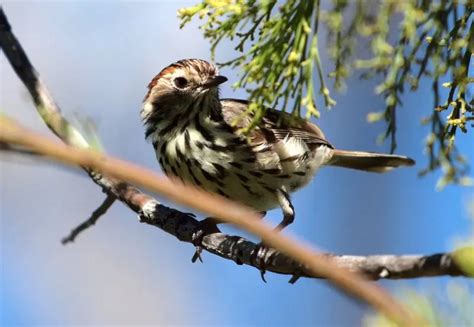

{"left": 252, "top": 241, "right": 271, "bottom": 283}
{"left": 191, "top": 217, "right": 220, "bottom": 263}
{"left": 288, "top": 270, "right": 302, "bottom": 284}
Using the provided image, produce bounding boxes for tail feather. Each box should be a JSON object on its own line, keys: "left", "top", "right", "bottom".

{"left": 328, "top": 149, "right": 415, "bottom": 173}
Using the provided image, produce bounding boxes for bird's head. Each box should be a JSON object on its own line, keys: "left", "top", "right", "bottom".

{"left": 143, "top": 59, "right": 227, "bottom": 109}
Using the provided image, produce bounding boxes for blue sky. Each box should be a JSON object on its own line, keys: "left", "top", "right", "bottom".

{"left": 1, "top": 2, "right": 473, "bottom": 326}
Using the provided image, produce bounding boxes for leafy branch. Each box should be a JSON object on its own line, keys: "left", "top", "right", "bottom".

{"left": 178, "top": 0, "right": 473, "bottom": 188}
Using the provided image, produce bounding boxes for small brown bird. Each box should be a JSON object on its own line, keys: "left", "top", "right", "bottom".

{"left": 141, "top": 59, "right": 415, "bottom": 231}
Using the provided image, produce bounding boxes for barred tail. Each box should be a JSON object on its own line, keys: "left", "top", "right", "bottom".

{"left": 328, "top": 149, "right": 415, "bottom": 173}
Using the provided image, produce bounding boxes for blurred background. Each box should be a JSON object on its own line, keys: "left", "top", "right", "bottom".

{"left": 1, "top": 1, "right": 473, "bottom": 326}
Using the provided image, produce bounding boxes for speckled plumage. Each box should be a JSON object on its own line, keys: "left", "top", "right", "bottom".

{"left": 141, "top": 59, "right": 415, "bottom": 230}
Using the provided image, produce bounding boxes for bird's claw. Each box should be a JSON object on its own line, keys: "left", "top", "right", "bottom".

{"left": 191, "top": 228, "right": 204, "bottom": 263}
{"left": 253, "top": 241, "right": 270, "bottom": 283}
{"left": 185, "top": 212, "right": 197, "bottom": 218}
{"left": 191, "top": 217, "right": 220, "bottom": 263}
{"left": 260, "top": 269, "right": 267, "bottom": 283}
{"left": 288, "top": 271, "right": 302, "bottom": 284}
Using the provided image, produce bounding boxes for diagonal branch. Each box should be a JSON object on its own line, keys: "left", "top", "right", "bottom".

{"left": 61, "top": 194, "right": 116, "bottom": 244}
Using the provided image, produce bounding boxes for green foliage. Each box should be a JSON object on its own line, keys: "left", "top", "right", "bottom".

{"left": 179, "top": 0, "right": 473, "bottom": 188}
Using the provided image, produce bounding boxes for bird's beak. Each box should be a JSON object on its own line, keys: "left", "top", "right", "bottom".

{"left": 201, "top": 75, "right": 228, "bottom": 89}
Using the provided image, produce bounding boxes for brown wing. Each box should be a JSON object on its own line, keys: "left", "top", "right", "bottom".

{"left": 220, "top": 98, "right": 333, "bottom": 149}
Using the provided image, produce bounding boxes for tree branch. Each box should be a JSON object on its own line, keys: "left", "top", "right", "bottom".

{"left": 61, "top": 194, "right": 116, "bottom": 244}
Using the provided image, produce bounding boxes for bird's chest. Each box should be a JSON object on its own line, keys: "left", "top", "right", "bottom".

{"left": 151, "top": 116, "right": 244, "bottom": 191}
{"left": 148, "top": 113, "right": 331, "bottom": 211}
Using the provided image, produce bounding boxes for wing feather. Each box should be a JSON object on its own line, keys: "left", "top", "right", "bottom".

{"left": 220, "top": 98, "right": 333, "bottom": 149}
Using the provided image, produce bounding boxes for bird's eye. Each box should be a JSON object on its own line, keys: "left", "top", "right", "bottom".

{"left": 173, "top": 77, "right": 188, "bottom": 89}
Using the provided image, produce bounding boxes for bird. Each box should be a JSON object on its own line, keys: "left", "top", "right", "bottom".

{"left": 141, "top": 58, "right": 415, "bottom": 232}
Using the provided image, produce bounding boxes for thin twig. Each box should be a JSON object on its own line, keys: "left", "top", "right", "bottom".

{"left": 61, "top": 194, "right": 116, "bottom": 244}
